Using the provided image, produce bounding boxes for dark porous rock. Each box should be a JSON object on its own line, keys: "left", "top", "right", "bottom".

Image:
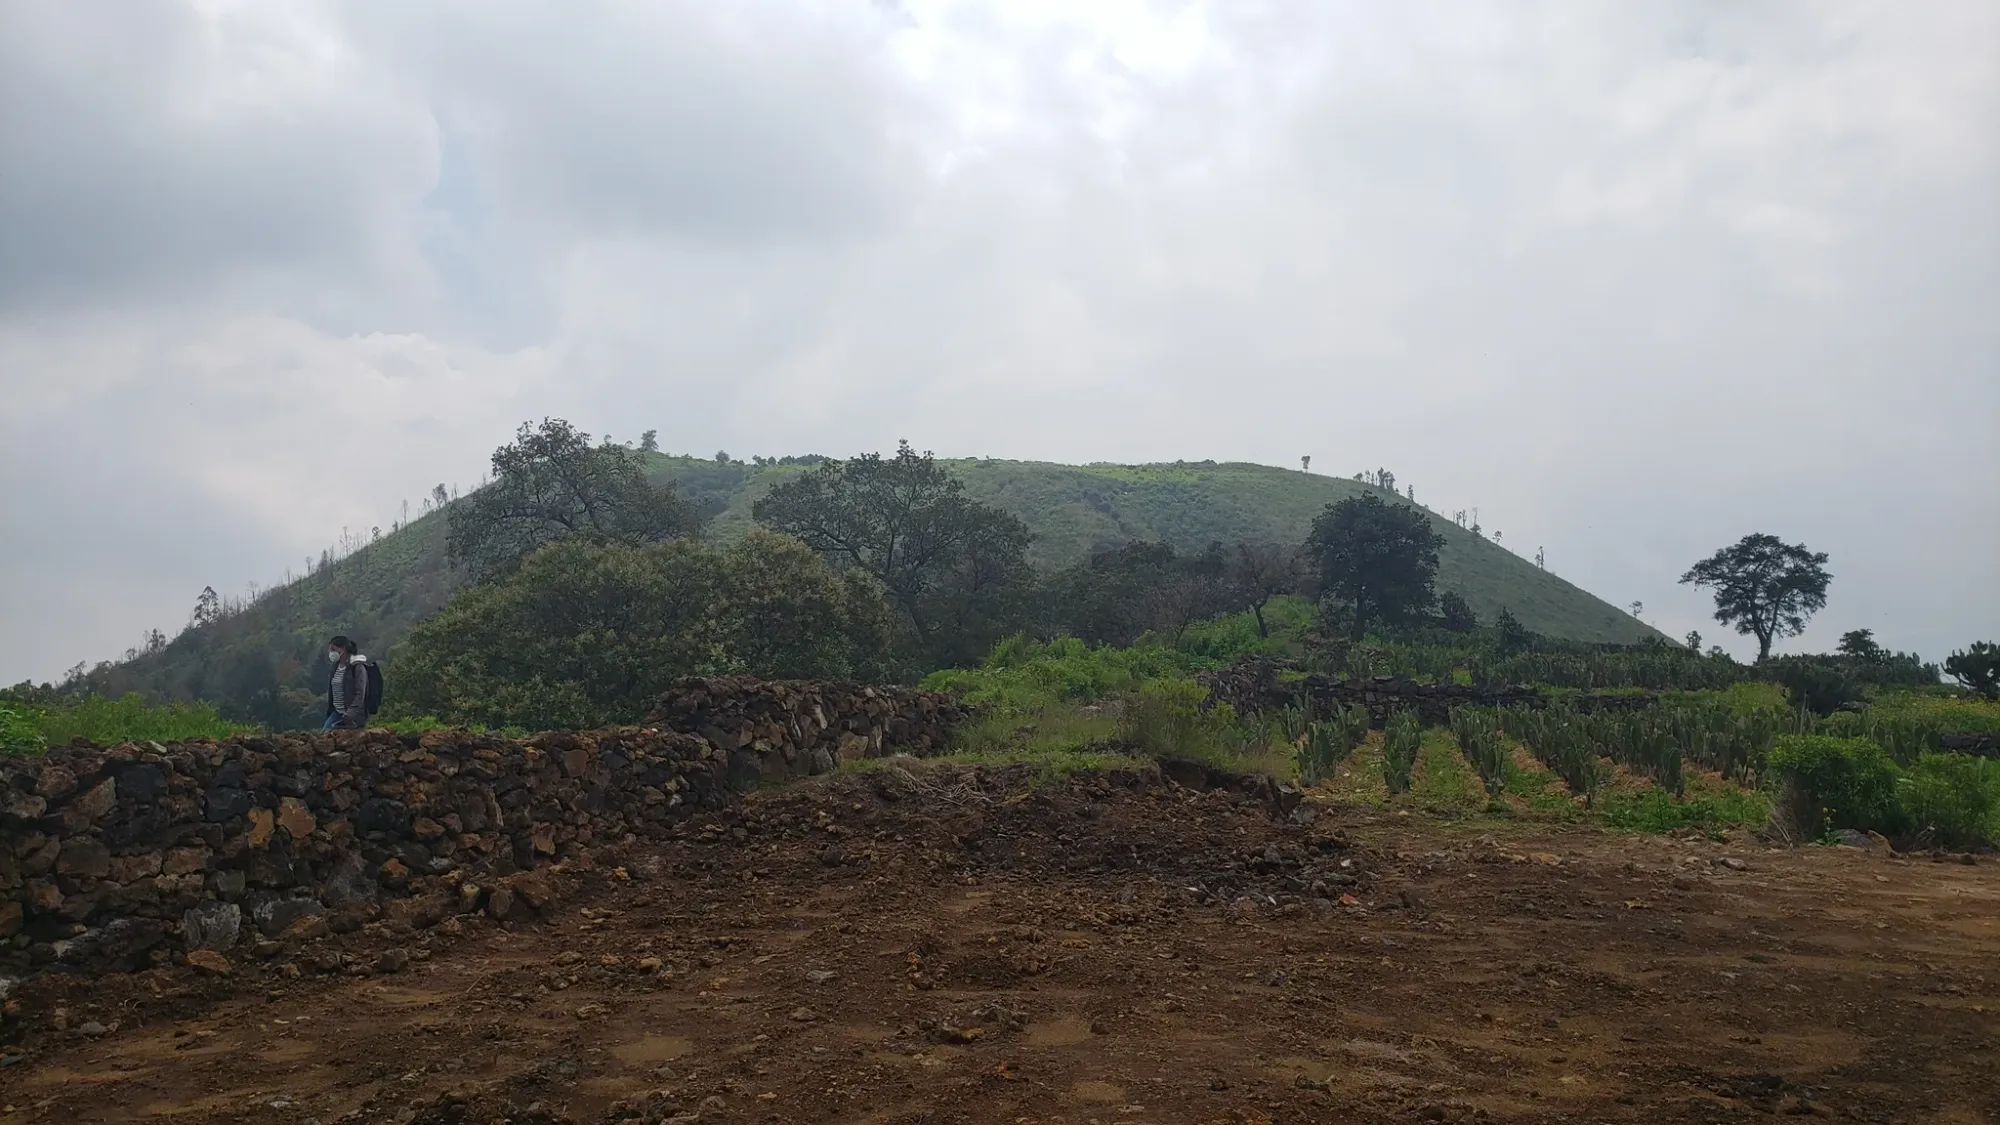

{"left": 115, "top": 763, "right": 170, "bottom": 803}
{"left": 204, "top": 787, "right": 255, "bottom": 823}
{"left": 181, "top": 901, "right": 242, "bottom": 952}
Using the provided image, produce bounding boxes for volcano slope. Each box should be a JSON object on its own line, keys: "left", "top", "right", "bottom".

{"left": 3, "top": 761, "right": 1995, "bottom": 1125}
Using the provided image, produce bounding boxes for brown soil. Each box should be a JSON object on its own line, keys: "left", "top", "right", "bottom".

{"left": 3, "top": 762, "right": 1995, "bottom": 1124}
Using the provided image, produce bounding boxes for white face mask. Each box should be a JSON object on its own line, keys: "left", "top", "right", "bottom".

{"left": 329, "top": 650, "right": 343, "bottom": 665}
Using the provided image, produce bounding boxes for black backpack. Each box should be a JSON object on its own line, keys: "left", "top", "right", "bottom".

{"left": 362, "top": 659, "right": 384, "bottom": 716}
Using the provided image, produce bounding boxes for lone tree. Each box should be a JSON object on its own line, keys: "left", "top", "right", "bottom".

{"left": 1438, "top": 591, "right": 1479, "bottom": 632}
{"left": 1231, "top": 542, "right": 1307, "bottom": 638}
{"left": 1837, "top": 628, "right": 1885, "bottom": 662}
{"left": 448, "top": 418, "right": 700, "bottom": 580}
{"left": 752, "top": 441, "right": 1032, "bottom": 666}
{"left": 1304, "top": 493, "right": 1446, "bottom": 639}
{"left": 1679, "top": 534, "right": 1831, "bottom": 662}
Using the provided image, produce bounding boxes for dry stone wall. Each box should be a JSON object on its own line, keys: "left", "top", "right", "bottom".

{"left": 0, "top": 678, "right": 970, "bottom": 978}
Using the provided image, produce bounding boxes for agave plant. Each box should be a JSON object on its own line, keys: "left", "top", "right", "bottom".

{"left": 1450, "top": 706, "right": 1510, "bottom": 796}
{"left": 1382, "top": 710, "right": 1422, "bottom": 795}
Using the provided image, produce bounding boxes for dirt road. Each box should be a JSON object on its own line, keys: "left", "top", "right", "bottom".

{"left": 3, "top": 763, "right": 1995, "bottom": 1123}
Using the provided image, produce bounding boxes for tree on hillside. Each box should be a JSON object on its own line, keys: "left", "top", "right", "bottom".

{"left": 1945, "top": 642, "right": 2000, "bottom": 700}
{"left": 638, "top": 430, "right": 659, "bottom": 453}
{"left": 189, "top": 586, "right": 221, "bottom": 631}
{"left": 1304, "top": 494, "right": 1446, "bottom": 639}
{"left": 752, "top": 442, "right": 1032, "bottom": 666}
{"left": 1837, "top": 628, "right": 1885, "bottom": 662}
{"left": 1678, "top": 534, "right": 1831, "bottom": 662}
{"left": 1037, "top": 541, "right": 1182, "bottom": 646}
{"left": 1438, "top": 591, "right": 1479, "bottom": 633}
{"left": 448, "top": 418, "right": 701, "bottom": 580}
{"left": 1231, "top": 542, "right": 1307, "bottom": 638}
{"left": 398, "top": 535, "right": 893, "bottom": 730}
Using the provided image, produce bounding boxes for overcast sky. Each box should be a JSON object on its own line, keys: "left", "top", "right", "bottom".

{"left": 2, "top": 0, "right": 1995, "bottom": 685}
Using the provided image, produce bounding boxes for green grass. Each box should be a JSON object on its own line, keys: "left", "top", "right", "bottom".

{"left": 1599, "top": 776, "right": 1770, "bottom": 836}
{"left": 840, "top": 744, "right": 1153, "bottom": 785}
{"left": 1866, "top": 693, "right": 2000, "bottom": 735}
{"left": 1501, "top": 752, "right": 1589, "bottom": 821}
{"left": 1411, "top": 731, "right": 1489, "bottom": 816}
{"left": 852, "top": 700, "right": 1150, "bottom": 784}
{"left": 28, "top": 692, "right": 253, "bottom": 747}
{"left": 920, "top": 636, "right": 1195, "bottom": 714}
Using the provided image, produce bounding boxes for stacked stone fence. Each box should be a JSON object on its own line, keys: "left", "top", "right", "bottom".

{"left": 1198, "top": 657, "right": 1658, "bottom": 728}
{"left": 0, "top": 678, "right": 970, "bottom": 978}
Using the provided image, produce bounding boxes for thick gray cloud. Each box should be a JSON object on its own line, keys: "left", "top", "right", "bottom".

{"left": 1, "top": 0, "right": 1994, "bottom": 684}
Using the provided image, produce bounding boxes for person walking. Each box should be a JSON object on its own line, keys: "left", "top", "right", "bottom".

{"left": 323, "top": 635, "right": 372, "bottom": 730}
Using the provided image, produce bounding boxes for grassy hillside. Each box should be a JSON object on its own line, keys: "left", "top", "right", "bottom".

{"left": 68, "top": 454, "right": 1661, "bottom": 725}
{"left": 691, "top": 458, "right": 1658, "bottom": 646}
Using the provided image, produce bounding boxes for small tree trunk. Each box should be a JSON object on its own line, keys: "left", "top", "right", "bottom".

{"left": 1252, "top": 600, "right": 1269, "bottom": 639}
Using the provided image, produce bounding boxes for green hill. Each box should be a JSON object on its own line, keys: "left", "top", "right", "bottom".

{"left": 71, "top": 455, "right": 1662, "bottom": 725}
{"left": 689, "top": 458, "right": 1656, "bottom": 645}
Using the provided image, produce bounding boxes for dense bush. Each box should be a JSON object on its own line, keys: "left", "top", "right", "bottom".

{"left": 1116, "top": 679, "right": 1269, "bottom": 767}
{"left": 1, "top": 692, "right": 250, "bottom": 747}
{"left": 397, "top": 533, "right": 893, "bottom": 731}
{"left": 1767, "top": 734, "right": 1902, "bottom": 837}
{"left": 1898, "top": 754, "right": 2000, "bottom": 847}
{"left": 1, "top": 701, "right": 46, "bottom": 755}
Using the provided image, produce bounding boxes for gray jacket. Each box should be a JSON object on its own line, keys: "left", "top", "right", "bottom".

{"left": 327, "top": 658, "right": 371, "bottom": 728}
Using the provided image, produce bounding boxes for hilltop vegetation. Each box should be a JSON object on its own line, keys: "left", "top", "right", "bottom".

{"left": 28, "top": 437, "right": 1661, "bottom": 729}
{"left": 697, "top": 456, "right": 1656, "bottom": 644}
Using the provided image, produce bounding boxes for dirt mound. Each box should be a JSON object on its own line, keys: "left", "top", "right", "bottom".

{"left": 2, "top": 763, "right": 1995, "bottom": 1124}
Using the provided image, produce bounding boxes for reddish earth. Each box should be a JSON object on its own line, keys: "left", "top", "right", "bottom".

{"left": 2, "top": 762, "right": 1995, "bottom": 1124}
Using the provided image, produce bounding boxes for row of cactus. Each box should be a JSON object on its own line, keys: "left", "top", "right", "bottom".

{"left": 1448, "top": 706, "right": 1510, "bottom": 796}
{"left": 1381, "top": 711, "right": 1423, "bottom": 795}
{"left": 1286, "top": 700, "right": 1373, "bottom": 786}
{"left": 1498, "top": 705, "right": 1608, "bottom": 807}
{"left": 1498, "top": 704, "right": 1694, "bottom": 799}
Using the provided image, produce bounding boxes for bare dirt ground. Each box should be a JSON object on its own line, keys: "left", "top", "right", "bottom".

{"left": 3, "top": 762, "right": 1996, "bottom": 1125}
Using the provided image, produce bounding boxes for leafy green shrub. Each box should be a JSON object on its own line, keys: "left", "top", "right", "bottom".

{"left": 1, "top": 701, "right": 47, "bottom": 755}
{"left": 1116, "top": 679, "right": 1268, "bottom": 767}
{"left": 1381, "top": 711, "right": 1421, "bottom": 795}
{"left": 1769, "top": 658, "right": 1863, "bottom": 716}
{"left": 1897, "top": 754, "right": 2000, "bottom": 846}
{"left": 401, "top": 533, "right": 894, "bottom": 730}
{"left": 1767, "top": 734, "right": 1901, "bottom": 836}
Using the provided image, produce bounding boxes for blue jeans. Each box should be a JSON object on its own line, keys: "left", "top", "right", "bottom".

{"left": 322, "top": 713, "right": 344, "bottom": 730}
